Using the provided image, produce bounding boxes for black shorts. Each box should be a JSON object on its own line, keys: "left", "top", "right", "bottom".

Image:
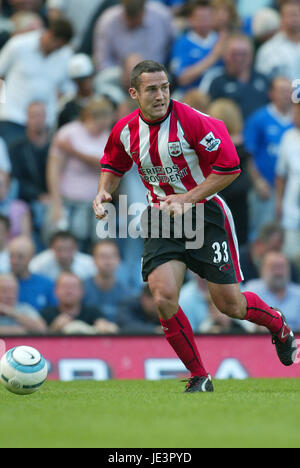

{"left": 141, "top": 195, "right": 244, "bottom": 285}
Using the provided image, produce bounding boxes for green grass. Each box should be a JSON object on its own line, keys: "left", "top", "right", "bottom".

{"left": 0, "top": 379, "right": 300, "bottom": 448}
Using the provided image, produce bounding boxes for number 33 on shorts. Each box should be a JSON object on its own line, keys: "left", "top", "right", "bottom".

{"left": 212, "top": 241, "right": 229, "bottom": 264}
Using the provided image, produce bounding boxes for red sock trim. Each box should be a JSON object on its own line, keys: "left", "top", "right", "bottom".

{"left": 243, "top": 292, "right": 283, "bottom": 334}
{"left": 160, "top": 307, "right": 208, "bottom": 378}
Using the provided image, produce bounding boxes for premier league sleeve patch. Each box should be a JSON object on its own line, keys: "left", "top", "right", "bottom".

{"left": 200, "top": 132, "right": 221, "bottom": 152}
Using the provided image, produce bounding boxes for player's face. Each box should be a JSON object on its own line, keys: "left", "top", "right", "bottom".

{"left": 130, "top": 71, "right": 170, "bottom": 121}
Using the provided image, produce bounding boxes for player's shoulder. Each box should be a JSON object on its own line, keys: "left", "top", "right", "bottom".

{"left": 172, "top": 99, "right": 225, "bottom": 128}
{"left": 110, "top": 109, "right": 140, "bottom": 137}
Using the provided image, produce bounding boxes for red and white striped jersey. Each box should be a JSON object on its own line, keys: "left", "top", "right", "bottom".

{"left": 101, "top": 99, "right": 241, "bottom": 206}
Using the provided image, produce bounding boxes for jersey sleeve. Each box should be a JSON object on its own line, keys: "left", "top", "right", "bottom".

{"left": 100, "top": 123, "right": 133, "bottom": 178}
{"left": 175, "top": 102, "right": 241, "bottom": 176}
{"left": 206, "top": 118, "right": 241, "bottom": 176}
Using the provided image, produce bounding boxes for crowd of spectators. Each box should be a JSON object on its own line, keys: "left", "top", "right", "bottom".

{"left": 1, "top": 0, "right": 300, "bottom": 336}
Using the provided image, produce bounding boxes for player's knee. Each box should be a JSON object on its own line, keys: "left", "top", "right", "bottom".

{"left": 153, "top": 289, "right": 178, "bottom": 317}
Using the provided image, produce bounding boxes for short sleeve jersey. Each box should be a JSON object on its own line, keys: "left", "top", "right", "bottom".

{"left": 101, "top": 99, "right": 241, "bottom": 206}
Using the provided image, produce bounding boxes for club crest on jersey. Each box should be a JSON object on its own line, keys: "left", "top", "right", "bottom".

{"left": 168, "top": 141, "right": 182, "bottom": 157}
{"left": 200, "top": 132, "right": 221, "bottom": 152}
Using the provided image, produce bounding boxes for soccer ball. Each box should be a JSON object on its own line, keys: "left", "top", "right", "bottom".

{"left": 0, "top": 346, "right": 48, "bottom": 395}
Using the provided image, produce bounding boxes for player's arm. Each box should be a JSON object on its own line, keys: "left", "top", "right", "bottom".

{"left": 159, "top": 172, "right": 239, "bottom": 210}
{"left": 93, "top": 171, "right": 122, "bottom": 220}
{"left": 185, "top": 172, "right": 239, "bottom": 203}
{"left": 0, "top": 304, "right": 47, "bottom": 334}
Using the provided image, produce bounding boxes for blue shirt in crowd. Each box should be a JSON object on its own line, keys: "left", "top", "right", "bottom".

{"left": 170, "top": 30, "right": 220, "bottom": 91}
{"left": 83, "top": 278, "right": 129, "bottom": 324}
{"left": 18, "top": 273, "right": 57, "bottom": 311}
{"left": 244, "top": 104, "right": 293, "bottom": 186}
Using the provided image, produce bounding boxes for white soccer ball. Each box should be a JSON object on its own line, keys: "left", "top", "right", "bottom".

{"left": 0, "top": 346, "right": 48, "bottom": 395}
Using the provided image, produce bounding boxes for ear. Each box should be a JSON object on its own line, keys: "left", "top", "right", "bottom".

{"left": 129, "top": 87, "right": 138, "bottom": 100}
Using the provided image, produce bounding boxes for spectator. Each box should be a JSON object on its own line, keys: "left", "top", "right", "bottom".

{"left": 179, "top": 275, "right": 209, "bottom": 332}
{"left": 10, "top": 10, "right": 44, "bottom": 35}
{"left": 276, "top": 103, "right": 300, "bottom": 261}
{"left": 47, "top": 97, "right": 115, "bottom": 249}
{"left": 9, "top": 101, "right": 50, "bottom": 206}
{"left": 239, "top": 222, "right": 299, "bottom": 283}
{"left": 117, "top": 284, "right": 162, "bottom": 334}
{"left": 244, "top": 77, "right": 293, "bottom": 239}
{"left": 94, "top": 52, "right": 143, "bottom": 107}
{"left": 29, "top": 231, "right": 97, "bottom": 281}
{"left": 47, "top": 98, "right": 114, "bottom": 251}
{"left": 77, "top": 0, "right": 119, "bottom": 56}
{"left": 9, "top": 235, "right": 57, "bottom": 311}
{"left": 244, "top": 251, "right": 300, "bottom": 332}
{"left": 93, "top": 0, "right": 174, "bottom": 72}
{"left": 201, "top": 33, "right": 269, "bottom": 119}
{"left": 181, "top": 88, "right": 210, "bottom": 113}
{"left": 252, "top": 7, "right": 280, "bottom": 46}
{"left": 0, "top": 17, "right": 74, "bottom": 147}
{"left": 170, "top": 0, "right": 225, "bottom": 92}
{"left": 0, "top": 214, "right": 10, "bottom": 273}
{"left": 83, "top": 240, "right": 129, "bottom": 324}
{"left": 208, "top": 98, "right": 252, "bottom": 245}
{"left": 255, "top": 1, "right": 300, "bottom": 80}
{"left": 0, "top": 273, "right": 47, "bottom": 335}
{"left": 0, "top": 170, "right": 32, "bottom": 238}
{"left": 46, "top": 0, "right": 101, "bottom": 50}
{"left": 58, "top": 53, "right": 96, "bottom": 128}
{"left": 212, "top": 0, "right": 241, "bottom": 34}
{"left": 41, "top": 272, "right": 118, "bottom": 334}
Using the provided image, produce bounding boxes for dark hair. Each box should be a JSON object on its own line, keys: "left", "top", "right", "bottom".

{"left": 48, "top": 18, "right": 73, "bottom": 44}
{"left": 0, "top": 214, "right": 10, "bottom": 231}
{"left": 49, "top": 230, "right": 78, "bottom": 246}
{"left": 123, "top": 0, "right": 146, "bottom": 17}
{"left": 92, "top": 239, "right": 120, "bottom": 255}
{"left": 186, "top": 0, "right": 212, "bottom": 15}
{"left": 130, "top": 60, "right": 168, "bottom": 90}
{"left": 258, "top": 222, "right": 285, "bottom": 243}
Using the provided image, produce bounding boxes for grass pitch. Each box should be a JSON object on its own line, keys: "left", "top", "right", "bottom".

{"left": 0, "top": 379, "right": 300, "bottom": 448}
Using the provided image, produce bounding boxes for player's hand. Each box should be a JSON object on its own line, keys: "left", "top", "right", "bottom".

{"left": 157, "top": 194, "right": 192, "bottom": 217}
{"left": 93, "top": 191, "right": 112, "bottom": 220}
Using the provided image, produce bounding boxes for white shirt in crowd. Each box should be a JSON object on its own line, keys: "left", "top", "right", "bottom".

{"left": 47, "top": 0, "right": 102, "bottom": 49}
{"left": 29, "top": 249, "right": 97, "bottom": 281}
{"left": 0, "top": 137, "right": 11, "bottom": 173}
{"left": 0, "top": 30, "right": 73, "bottom": 126}
{"left": 276, "top": 127, "right": 300, "bottom": 230}
{"left": 255, "top": 32, "right": 300, "bottom": 80}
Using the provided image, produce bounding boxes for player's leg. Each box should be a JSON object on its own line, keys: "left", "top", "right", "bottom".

{"left": 207, "top": 281, "right": 297, "bottom": 366}
{"left": 148, "top": 260, "right": 213, "bottom": 391}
